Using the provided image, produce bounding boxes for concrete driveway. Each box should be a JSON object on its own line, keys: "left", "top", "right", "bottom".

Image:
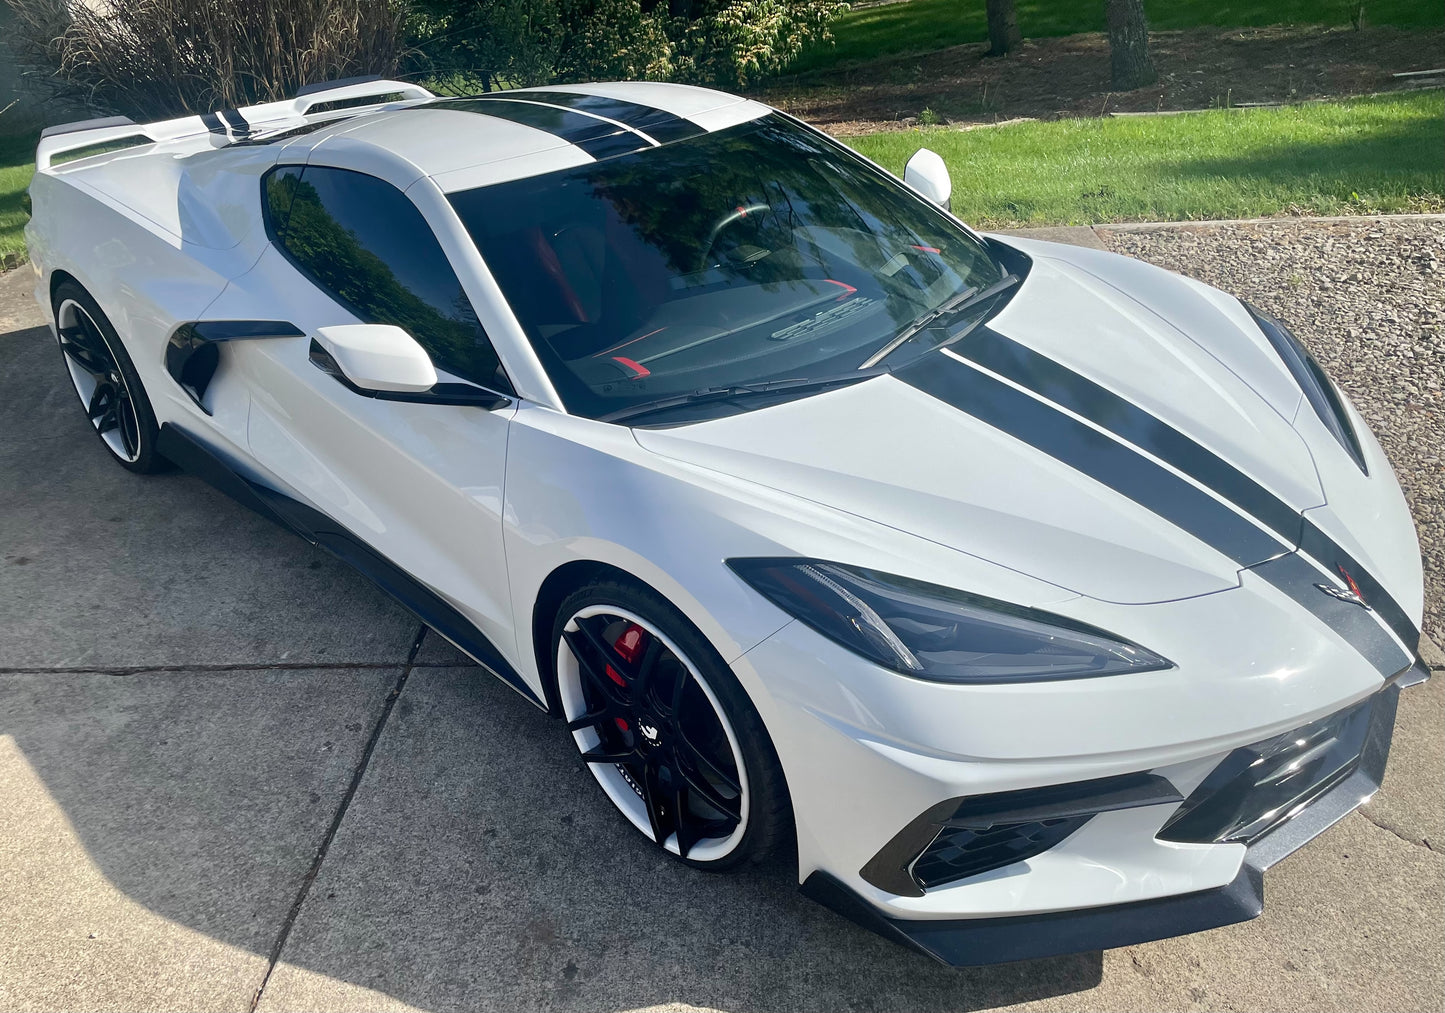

{"left": 1, "top": 241, "right": 1441, "bottom": 1012}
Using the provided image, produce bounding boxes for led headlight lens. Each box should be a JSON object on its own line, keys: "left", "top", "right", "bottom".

{"left": 1244, "top": 301, "right": 1366, "bottom": 473}
{"left": 729, "top": 559, "right": 1172, "bottom": 683}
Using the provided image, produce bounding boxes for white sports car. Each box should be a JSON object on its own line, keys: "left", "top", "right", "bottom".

{"left": 24, "top": 78, "right": 1428, "bottom": 964}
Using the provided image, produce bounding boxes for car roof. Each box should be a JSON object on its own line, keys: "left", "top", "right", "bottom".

{"left": 299, "top": 82, "right": 773, "bottom": 193}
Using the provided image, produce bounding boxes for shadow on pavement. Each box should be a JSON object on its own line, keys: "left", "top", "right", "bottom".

{"left": 0, "top": 281, "right": 1102, "bottom": 1010}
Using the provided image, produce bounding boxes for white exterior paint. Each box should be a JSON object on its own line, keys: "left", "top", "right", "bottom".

{"left": 22, "top": 79, "right": 1426, "bottom": 942}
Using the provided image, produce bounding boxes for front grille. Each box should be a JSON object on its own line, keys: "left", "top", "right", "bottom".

{"left": 912, "top": 816, "right": 1090, "bottom": 889}
{"left": 1158, "top": 694, "right": 1375, "bottom": 845}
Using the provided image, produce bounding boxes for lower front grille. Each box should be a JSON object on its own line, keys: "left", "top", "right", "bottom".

{"left": 912, "top": 816, "right": 1091, "bottom": 890}
{"left": 1158, "top": 694, "right": 1375, "bottom": 846}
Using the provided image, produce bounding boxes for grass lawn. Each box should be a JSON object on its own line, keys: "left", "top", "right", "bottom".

{"left": 794, "top": 0, "right": 1444, "bottom": 74}
{"left": 846, "top": 91, "right": 1445, "bottom": 226}
{"left": 1, "top": 134, "right": 36, "bottom": 269}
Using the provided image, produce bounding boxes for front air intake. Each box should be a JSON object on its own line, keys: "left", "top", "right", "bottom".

{"left": 860, "top": 772, "right": 1183, "bottom": 897}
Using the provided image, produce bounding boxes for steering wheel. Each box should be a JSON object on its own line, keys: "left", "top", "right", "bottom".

{"left": 697, "top": 203, "right": 771, "bottom": 271}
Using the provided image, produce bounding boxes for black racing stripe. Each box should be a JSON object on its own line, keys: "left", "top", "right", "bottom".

{"left": 200, "top": 111, "right": 228, "bottom": 135}
{"left": 898, "top": 352, "right": 1412, "bottom": 677}
{"left": 1249, "top": 553, "right": 1408, "bottom": 675}
{"left": 431, "top": 97, "right": 652, "bottom": 160}
{"left": 959, "top": 329, "right": 1304, "bottom": 545}
{"left": 899, "top": 352, "right": 1286, "bottom": 566}
{"left": 216, "top": 108, "right": 252, "bottom": 137}
{"left": 498, "top": 90, "right": 707, "bottom": 144}
{"left": 1299, "top": 522, "right": 1420, "bottom": 648}
{"left": 956, "top": 327, "right": 1419, "bottom": 659}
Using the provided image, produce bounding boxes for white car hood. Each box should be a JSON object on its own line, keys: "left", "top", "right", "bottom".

{"left": 636, "top": 252, "right": 1324, "bottom": 605}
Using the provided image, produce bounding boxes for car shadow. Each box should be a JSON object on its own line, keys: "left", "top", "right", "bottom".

{"left": 0, "top": 291, "right": 1104, "bottom": 1010}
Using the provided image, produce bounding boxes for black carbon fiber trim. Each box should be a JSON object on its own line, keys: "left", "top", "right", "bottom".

{"left": 164, "top": 320, "right": 305, "bottom": 414}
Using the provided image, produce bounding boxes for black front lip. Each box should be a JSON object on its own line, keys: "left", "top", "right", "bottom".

{"left": 802, "top": 676, "right": 1413, "bottom": 967}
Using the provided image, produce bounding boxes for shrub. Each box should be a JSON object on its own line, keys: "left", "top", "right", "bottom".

{"left": 410, "top": 0, "right": 673, "bottom": 90}
{"left": 2, "top": 0, "right": 408, "bottom": 120}
{"left": 412, "top": 0, "right": 847, "bottom": 92}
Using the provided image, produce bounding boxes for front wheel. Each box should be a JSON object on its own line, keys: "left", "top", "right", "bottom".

{"left": 552, "top": 579, "right": 791, "bottom": 869}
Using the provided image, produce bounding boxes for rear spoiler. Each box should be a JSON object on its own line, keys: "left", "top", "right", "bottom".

{"left": 36, "top": 77, "right": 432, "bottom": 170}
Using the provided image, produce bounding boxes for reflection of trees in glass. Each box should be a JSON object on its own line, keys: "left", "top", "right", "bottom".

{"left": 580, "top": 120, "right": 993, "bottom": 333}
{"left": 271, "top": 171, "right": 508, "bottom": 392}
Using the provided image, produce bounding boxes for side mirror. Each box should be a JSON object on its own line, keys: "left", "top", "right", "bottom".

{"left": 308, "top": 324, "right": 512, "bottom": 410}
{"left": 312, "top": 324, "right": 437, "bottom": 393}
{"left": 904, "top": 148, "right": 952, "bottom": 211}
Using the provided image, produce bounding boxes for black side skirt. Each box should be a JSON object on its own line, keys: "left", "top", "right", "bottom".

{"left": 157, "top": 423, "right": 545, "bottom": 710}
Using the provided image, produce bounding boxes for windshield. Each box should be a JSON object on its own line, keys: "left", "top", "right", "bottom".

{"left": 449, "top": 114, "right": 1004, "bottom": 420}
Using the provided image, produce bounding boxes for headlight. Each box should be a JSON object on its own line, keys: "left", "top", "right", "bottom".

{"left": 727, "top": 559, "right": 1172, "bottom": 683}
{"left": 1244, "top": 301, "right": 1367, "bottom": 474}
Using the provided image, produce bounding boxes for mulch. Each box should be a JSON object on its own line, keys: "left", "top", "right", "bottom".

{"left": 760, "top": 25, "right": 1445, "bottom": 135}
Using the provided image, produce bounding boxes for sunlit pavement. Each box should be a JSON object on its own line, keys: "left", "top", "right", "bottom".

{"left": 1, "top": 252, "right": 1440, "bottom": 1012}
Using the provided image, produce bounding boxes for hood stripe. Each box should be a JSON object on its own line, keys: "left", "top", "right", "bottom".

{"left": 958, "top": 328, "right": 1418, "bottom": 652}
{"left": 428, "top": 98, "right": 654, "bottom": 160}
{"left": 960, "top": 329, "right": 1305, "bottom": 543}
{"left": 897, "top": 342, "right": 1413, "bottom": 677}
{"left": 487, "top": 90, "right": 706, "bottom": 144}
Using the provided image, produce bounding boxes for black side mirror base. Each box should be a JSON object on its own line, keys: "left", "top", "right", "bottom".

{"left": 309, "top": 339, "right": 511, "bottom": 410}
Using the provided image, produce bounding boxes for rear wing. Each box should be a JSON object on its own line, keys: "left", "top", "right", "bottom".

{"left": 36, "top": 77, "right": 432, "bottom": 170}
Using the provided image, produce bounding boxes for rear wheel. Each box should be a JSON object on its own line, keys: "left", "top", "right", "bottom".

{"left": 552, "top": 579, "right": 791, "bottom": 869}
{"left": 52, "top": 281, "right": 165, "bottom": 473}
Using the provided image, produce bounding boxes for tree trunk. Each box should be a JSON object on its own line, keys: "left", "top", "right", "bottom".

{"left": 1105, "top": 0, "right": 1157, "bottom": 90}
{"left": 985, "top": 0, "right": 1020, "bottom": 56}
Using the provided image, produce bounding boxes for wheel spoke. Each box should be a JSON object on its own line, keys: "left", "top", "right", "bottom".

{"left": 87, "top": 383, "right": 121, "bottom": 434}
{"left": 676, "top": 760, "right": 742, "bottom": 821}
{"left": 675, "top": 725, "right": 743, "bottom": 798}
{"left": 60, "top": 322, "right": 114, "bottom": 375}
{"left": 574, "top": 618, "right": 638, "bottom": 679}
{"left": 580, "top": 743, "right": 635, "bottom": 765}
{"left": 672, "top": 785, "right": 700, "bottom": 858}
{"left": 640, "top": 762, "right": 675, "bottom": 846}
{"left": 563, "top": 628, "right": 630, "bottom": 706}
{"left": 565, "top": 703, "right": 612, "bottom": 733}
{"left": 634, "top": 636, "right": 663, "bottom": 701}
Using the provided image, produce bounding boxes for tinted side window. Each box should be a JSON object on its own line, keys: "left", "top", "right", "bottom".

{"left": 267, "top": 166, "right": 512, "bottom": 393}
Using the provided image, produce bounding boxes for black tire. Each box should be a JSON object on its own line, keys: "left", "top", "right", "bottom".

{"left": 52, "top": 280, "right": 167, "bottom": 474}
{"left": 551, "top": 577, "right": 793, "bottom": 870}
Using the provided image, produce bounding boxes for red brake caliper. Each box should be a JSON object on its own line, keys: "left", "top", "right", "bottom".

{"left": 609, "top": 622, "right": 647, "bottom": 732}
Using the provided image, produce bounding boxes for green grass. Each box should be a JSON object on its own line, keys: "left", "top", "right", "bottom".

{"left": 793, "top": 0, "right": 1443, "bottom": 74}
{"left": 0, "top": 134, "right": 36, "bottom": 269}
{"left": 846, "top": 91, "right": 1445, "bottom": 226}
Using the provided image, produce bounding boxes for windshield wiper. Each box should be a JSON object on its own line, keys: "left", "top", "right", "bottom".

{"left": 600, "top": 367, "right": 891, "bottom": 425}
{"left": 860, "top": 272, "right": 1021, "bottom": 368}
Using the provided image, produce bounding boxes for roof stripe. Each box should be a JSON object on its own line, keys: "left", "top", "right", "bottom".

{"left": 430, "top": 97, "right": 653, "bottom": 160}
{"left": 897, "top": 340, "right": 1414, "bottom": 677}
{"left": 496, "top": 90, "right": 706, "bottom": 144}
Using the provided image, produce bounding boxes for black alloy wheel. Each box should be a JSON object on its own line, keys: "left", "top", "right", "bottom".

{"left": 553, "top": 580, "right": 791, "bottom": 869}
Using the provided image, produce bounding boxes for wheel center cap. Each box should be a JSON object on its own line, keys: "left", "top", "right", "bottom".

{"left": 638, "top": 719, "right": 662, "bottom": 747}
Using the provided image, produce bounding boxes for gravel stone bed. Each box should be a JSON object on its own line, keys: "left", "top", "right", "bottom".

{"left": 1101, "top": 219, "right": 1445, "bottom": 652}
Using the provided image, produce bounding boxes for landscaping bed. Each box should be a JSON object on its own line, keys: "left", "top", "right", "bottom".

{"left": 766, "top": 25, "right": 1445, "bottom": 134}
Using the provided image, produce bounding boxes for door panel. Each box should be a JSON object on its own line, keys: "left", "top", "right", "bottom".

{"left": 200, "top": 162, "right": 528, "bottom": 679}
